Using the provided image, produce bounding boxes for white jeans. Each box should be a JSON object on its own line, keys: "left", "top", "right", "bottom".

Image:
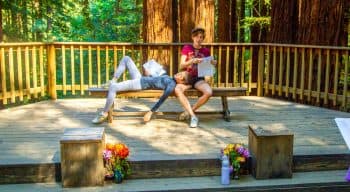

{"left": 103, "top": 56, "right": 142, "bottom": 112}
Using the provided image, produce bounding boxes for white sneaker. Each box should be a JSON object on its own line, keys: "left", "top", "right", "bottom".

{"left": 190, "top": 116, "right": 198, "bottom": 128}
{"left": 178, "top": 111, "right": 190, "bottom": 121}
{"left": 92, "top": 111, "right": 108, "bottom": 124}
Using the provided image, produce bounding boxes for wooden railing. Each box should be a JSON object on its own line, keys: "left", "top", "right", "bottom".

{"left": 0, "top": 42, "right": 349, "bottom": 111}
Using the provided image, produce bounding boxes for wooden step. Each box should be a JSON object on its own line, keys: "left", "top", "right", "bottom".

{"left": 0, "top": 170, "right": 349, "bottom": 192}
{"left": 0, "top": 154, "right": 349, "bottom": 184}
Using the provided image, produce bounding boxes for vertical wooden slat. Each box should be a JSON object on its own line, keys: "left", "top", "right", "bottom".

{"left": 316, "top": 49, "right": 322, "bottom": 105}
{"left": 25, "top": 46, "right": 31, "bottom": 99}
{"left": 225, "top": 46, "right": 229, "bottom": 87}
{"left": 307, "top": 49, "right": 313, "bottom": 102}
{"left": 234, "top": 45, "right": 239, "bottom": 87}
{"left": 278, "top": 47, "right": 283, "bottom": 96}
{"left": 285, "top": 47, "right": 291, "bottom": 97}
{"left": 265, "top": 46, "right": 270, "bottom": 95}
{"left": 47, "top": 44, "right": 56, "bottom": 99}
{"left": 272, "top": 46, "right": 277, "bottom": 95}
{"left": 233, "top": 46, "right": 238, "bottom": 86}
{"left": 105, "top": 45, "right": 109, "bottom": 82}
{"left": 79, "top": 45, "right": 84, "bottom": 95}
{"left": 70, "top": 45, "right": 75, "bottom": 95}
{"left": 97, "top": 45, "right": 101, "bottom": 87}
{"left": 240, "top": 47, "right": 245, "bottom": 88}
{"left": 32, "top": 46, "right": 38, "bottom": 99}
{"left": 1, "top": 48, "right": 7, "bottom": 104}
{"left": 39, "top": 46, "right": 44, "bottom": 96}
{"left": 248, "top": 46, "right": 253, "bottom": 93}
{"left": 62, "top": 45, "right": 66, "bottom": 95}
{"left": 324, "top": 49, "right": 330, "bottom": 106}
{"left": 113, "top": 46, "right": 117, "bottom": 76}
{"left": 341, "top": 51, "right": 348, "bottom": 109}
{"left": 139, "top": 46, "right": 143, "bottom": 72}
{"left": 292, "top": 48, "right": 298, "bottom": 100}
{"left": 17, "top": 47, "right": 23, "bottom": 101}
{"left": 122, "top": 46, "right": 126, "bottom": 81}
{"left": 217, "top": 46, "right": 222, "bottom": 87}
{"left": 333, "top": 51, "right": 339, "bottom": 106}
{"left": 300, "top": 48, "right": 305, "bottom": 101}
{"left": 9, "top": 48, "right": 16, "bottom": 103}
{"left": 170, "top": 46, "right": 173, "bottom": 76}
{"left": 257, "top": 46, "right": 264, "bottom": 96}
{"left": 177, "top": 46, "right": 181, "bottom": 72}
{"left": 88, "top": 45, "right": 92, "bottom": 87}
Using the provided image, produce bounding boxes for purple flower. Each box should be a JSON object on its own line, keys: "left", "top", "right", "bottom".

{"left": 237, "top": 146, "right": 245, "bottom": 154}
{"left": 103, "top": 149, "right": 112, "bottom": 160}
{"left": 243, "top": 149, "right": 250, "bottom": 158}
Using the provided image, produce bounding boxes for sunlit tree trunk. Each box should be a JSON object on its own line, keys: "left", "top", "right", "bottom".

{"left": 143, "top": 0, "right": 173, "bottom": 67}
{"left": 178, "top": 0, "right": 215, "bottom": 43}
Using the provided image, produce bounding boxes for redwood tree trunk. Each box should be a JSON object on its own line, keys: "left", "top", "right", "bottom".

{"left": 296, "top": 0, "right": 346, "bottom": 46}
{"left": 178, "top": 0, "right": 215, "bottom": 43}
{"left": 268, "top": 0, "right": 298, "bottom": 43}
{"left": 143, "top": 0, "right": 173, "bottom": 66}
{"left": 296, "top": 0, "right": 347, "bottom": 105}
{"left": 217, "top": 0, "right": 237, "bottom": 86}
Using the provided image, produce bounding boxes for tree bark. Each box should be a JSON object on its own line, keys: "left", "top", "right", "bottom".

{"left": 296, "top": 0, "right": 346, "bottom": 46}
{"left": 217, "top": 0, "right": 237, "bottom": 85}
{"left": 268, "top": 0, "right": 298, "bottom": 43}
{"left": 178, "top": 0, "right": 215, "bottom": 43}
{"left": 143, "top": 0, "right": 173, "bottom": 66}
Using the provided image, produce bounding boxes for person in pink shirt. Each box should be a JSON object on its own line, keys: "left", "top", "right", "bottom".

{"left": 175, "top": 27, "right": 217, "bottom": 128}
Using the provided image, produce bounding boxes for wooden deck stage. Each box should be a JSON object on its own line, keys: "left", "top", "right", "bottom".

{"left": 0, "top": 96, "right": 349, "bottom": 165}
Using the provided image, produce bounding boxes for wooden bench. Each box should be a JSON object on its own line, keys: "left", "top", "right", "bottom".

{"left": 88, "top": 87, "right": 247, "bottom": 123}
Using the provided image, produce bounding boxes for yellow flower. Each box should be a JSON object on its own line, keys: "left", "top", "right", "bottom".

{"left": 237, "top": 156, "right": 246, "bottom": 163}
{"left": 223, "top": 149, "right": 230, "bottom": 155}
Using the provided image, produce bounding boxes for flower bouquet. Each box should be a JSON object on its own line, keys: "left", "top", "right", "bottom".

{"left": 103, "top": 142, "right": 131, "bottom": 183}
{"left": 221, "top": 143, "right": 250, "bottom": 179}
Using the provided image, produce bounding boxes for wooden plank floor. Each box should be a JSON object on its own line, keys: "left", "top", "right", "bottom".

{"left": 0, "top": 96, "right": 349, "bottom": 165}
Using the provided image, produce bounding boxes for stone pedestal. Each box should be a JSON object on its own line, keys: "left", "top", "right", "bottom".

{"left": 248, "top": 124, "right": 293, "bottom": 179}
{"left": 60, "top": 127, "right": 105, "bottom": 187}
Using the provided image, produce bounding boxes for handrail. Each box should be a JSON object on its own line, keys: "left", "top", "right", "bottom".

{"left": 0, "top": 42, "right": 349, "bottom": 111}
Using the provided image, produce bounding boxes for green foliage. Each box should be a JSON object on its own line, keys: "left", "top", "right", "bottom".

{"left": 1, "top": 0, "right": 142, "bottom": 42}
{"left": 242, "top": 16, "right": 270, "bottom": 28}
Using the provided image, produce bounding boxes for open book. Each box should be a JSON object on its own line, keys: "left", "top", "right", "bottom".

{"left": 198, "top": 56, "right": 215, "bottom": 77}
{"left": 143, "top": 59, "right": 166, "bottom": 77}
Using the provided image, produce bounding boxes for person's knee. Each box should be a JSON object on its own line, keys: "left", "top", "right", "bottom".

{"left": 175, "top": 86, "right": 185, "bottom": 96}
{"left": 122, "top": 55, "right": 131, "bottom": 62}
{"left": 202, "top": 89, "right": 212, "bottom": 98}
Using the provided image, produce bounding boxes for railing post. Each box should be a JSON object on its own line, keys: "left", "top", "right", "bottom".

{"left": 257, "top": 45, "right": 264, "bottom": 96}
{"left": 47, "top": 44, "right": 57, "bottom": 100}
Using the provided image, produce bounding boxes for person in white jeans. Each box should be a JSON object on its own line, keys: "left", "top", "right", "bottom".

{"left": 92, "top": 56, "right": 199, "bottom": 127}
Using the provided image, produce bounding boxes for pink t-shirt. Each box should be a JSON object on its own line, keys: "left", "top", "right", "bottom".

{"left": 181, "top": 45, "right": 210, "bottom": 78}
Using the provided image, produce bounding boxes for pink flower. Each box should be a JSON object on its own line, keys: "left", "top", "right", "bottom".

{"left": 103, "top": 149, "right": 112, "bottom": 160}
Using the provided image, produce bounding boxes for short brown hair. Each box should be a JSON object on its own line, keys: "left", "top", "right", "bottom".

{"left": 191, "top": 27, "right": 205, "bottom": 38}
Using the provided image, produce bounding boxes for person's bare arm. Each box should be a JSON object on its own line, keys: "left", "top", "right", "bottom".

{"left": 179, "top": 55, "right": 202, "bottom": 70}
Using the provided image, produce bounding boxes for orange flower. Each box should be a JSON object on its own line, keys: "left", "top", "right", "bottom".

{"left": 106, "top": 143, "right": 114, "bottom": 151}
{"left": 114, "top": 143, "right": 129, "bottom": 159}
